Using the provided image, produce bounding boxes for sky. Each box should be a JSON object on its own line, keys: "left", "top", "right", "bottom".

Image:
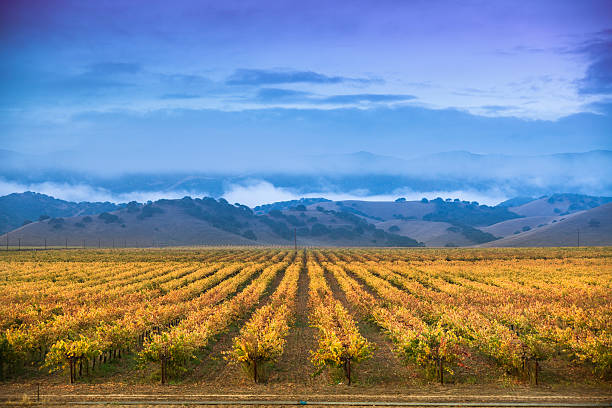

{"left": 0, "top": 0, "right": 611, "bottom": 203}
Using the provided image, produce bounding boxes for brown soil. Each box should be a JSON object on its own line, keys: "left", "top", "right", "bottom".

{"left": 189, "top": 263, "right": 291, "bottom": 385}
{"left": 323, "top": 268, "right": 418, "bottom": 386}
{"left": 268, "top": 259, "right": 327, "bottom": 386}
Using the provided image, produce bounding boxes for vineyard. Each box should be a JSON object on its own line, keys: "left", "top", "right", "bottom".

{"left": 0, "top": 247, "right": 610, "bottom": 391}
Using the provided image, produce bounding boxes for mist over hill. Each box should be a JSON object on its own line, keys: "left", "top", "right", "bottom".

{"left": 1, "top": 150, "right": 611, "bottom": 207}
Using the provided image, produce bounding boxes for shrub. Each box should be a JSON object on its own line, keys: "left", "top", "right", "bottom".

{"left": 98, "top": 212, "right": 121, "bottom": 224}
{"left": 589, "top": 219, "right": 601, "bottom": 228}
{"left": 311, "top": 223, "right": 330, "bottom": 236}
{"left": 138, "top": 204, "right": 164, "bottom": 220}
{"left": 126, "top": 201, "right": 140, "bottom": 213}
{"left": 48, "top": 218, "right": 65, "bottom": 229}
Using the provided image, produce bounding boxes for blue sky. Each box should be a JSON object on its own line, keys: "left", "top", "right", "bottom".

{"left": 0, "top": 0, "right": 611, "bottom": 187}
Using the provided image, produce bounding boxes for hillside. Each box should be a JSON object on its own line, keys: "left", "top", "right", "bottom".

{"left": 480, "top": 203, "right": 612, "bottom": 247}
{"left": 0, "top": 192, "right": 121, "bottom": 234}
{"left": 510, "top": 193, "right": 612, "bottom": 217}
{"left": 481, "top": 215, "right": 558, "bottom": 238}
{"left": 2, "top": 192, "right": 611, "bottom": 248}
{"left": 1, "top": 197, "right": 423, "bottom": 248}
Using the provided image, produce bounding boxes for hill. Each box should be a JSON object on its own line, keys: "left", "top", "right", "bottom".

{"left": 0, "top": 192, "right": 121, "bottom": 234}
{"left": 1, "top": 197, "right": 423, "bottom": 248}
{"left": 480, "top": 203, "right": 612, "bottom": 247}
{"left": 2, "top": 192, "right": 611, "bottom": 248}
{"left": 481, "top": 215, "right": 559, "bottom": 238}
{"left": 510, "top": 193, "right": 612, "bottom": 217}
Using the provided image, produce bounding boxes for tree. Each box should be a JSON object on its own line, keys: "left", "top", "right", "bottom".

{"left": 242, "top": 230, "right": 257, "bottom": 240}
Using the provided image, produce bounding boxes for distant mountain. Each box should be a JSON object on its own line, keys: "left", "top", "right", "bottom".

{"left": 0, "top": 192, "right": 121, "bottom": 234}
{"left": 1, "top": 150, "right": 611, "bottom": 200}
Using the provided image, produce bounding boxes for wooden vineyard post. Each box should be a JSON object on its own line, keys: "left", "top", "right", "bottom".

{"left": 69, "top": 358, "right": 75, "bottom": 384}
{"left": 161, "top": 357, "right": 166, "bottom": 385}
{"left": 347, "top": 359, "right": 352, "bottom": 386}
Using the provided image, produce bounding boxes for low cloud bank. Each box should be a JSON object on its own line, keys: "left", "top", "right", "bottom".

{"left": 0, "top": 180, "right": 205, "bottom": 204}
{"left": 0, "top": 178, "right": 510, "bottom": 207}
{"left": 222, "top": 181, "right": 509, "bottom": 207}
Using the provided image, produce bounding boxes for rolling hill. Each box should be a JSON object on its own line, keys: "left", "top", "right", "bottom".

{"left": 1, "top": 192, "right": 611, "bottom": 247}
{"left": 0, "top": 192, "right": 121, "bottom": 234}
{"left": 479, "top": 203, "right": 612, "bottom": 247}
{"left": 0, "top": 197, "right": 423, "bottom": 248}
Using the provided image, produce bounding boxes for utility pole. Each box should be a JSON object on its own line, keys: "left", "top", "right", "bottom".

{"left": 294, "top": 227, "right": 297, "bottom": 251}
{"left": 44, "top": 238, "right": 47, "bottom": 250}
{"left": 577, "top": 228, "right": 580, "bottom": 248}
{"left": 65, "top": 238, "right": 68, "bottom": 249}
{"left": 18, "top": 238, "right": 20, "bottom": 251}
{"left": 6, "top": 234, "right": 8, "bottom": 251}
{"left": 83, "top": 240, "right": 85, "bottom": 249}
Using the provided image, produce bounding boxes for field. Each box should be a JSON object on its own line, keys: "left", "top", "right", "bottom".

{"left": 0, "top": 247, "right": 611, "bottom": 405}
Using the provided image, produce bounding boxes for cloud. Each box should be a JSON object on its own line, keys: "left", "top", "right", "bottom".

{"left": 576, "top": 30, "right": 612, "bottom": 95}
{"left": 319, "top": 94, "right": 416, "bottom": 104}
{"left": 255, "top": 88, "right": 312, "bottom": 101}
{"left": 222, "top": 180, "right": 509, "bottom": 208}
{"left": 253, "top": 89, "right": 415, "bottom": 105}
{"left": 226, "top": 69, "right": 375, "bottom": 85}
{"left": 480, "top": 105, "right": 513, "bottom": 112}
{"left": 160, "top": 93, "right": 201, "bottom": 99}
{"left": 87, "top": 62, "right": 142, "bottom": 75}
{"left": 0, "top": 179, "right": 205, "bottom": 204}
{"left": 56, "top": 62, "right": 143, "bottom": 92}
